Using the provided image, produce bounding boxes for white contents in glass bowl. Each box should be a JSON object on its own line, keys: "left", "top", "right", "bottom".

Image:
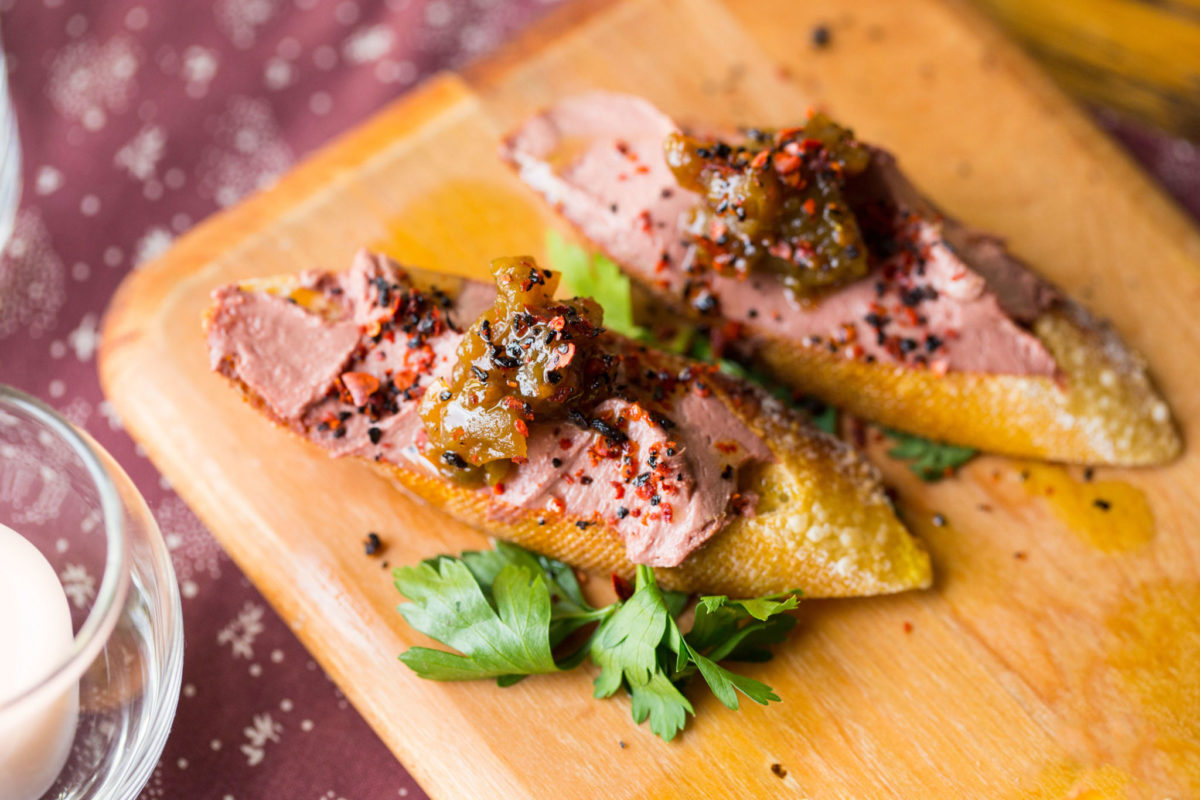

{"left": 0, "top": 522, "right": 79, "bottom": 800}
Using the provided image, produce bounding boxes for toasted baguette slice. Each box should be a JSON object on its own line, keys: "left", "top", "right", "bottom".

{"left": 753, "top": 302, "right": 1177, "bottom": 465}
{"left": 502, "top": 93, "right": 1181, "bottom": 466}
{"left": 206, "top": 264, "right": 931, "bottom": 598}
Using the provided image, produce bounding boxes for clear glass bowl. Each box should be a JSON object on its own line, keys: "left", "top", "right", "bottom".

{"left": 0, "top": 386, "right": 183, "bottom": 800}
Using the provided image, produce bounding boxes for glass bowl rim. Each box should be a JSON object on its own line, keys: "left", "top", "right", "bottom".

{"left": 0, "top": 385, "right": 131, "bottom": 714}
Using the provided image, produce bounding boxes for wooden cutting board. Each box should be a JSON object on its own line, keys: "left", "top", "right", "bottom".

{"left": 98, "top": 0, "right": 1200, "bottom": 797}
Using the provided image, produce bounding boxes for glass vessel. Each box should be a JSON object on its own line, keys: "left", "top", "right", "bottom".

{"left": 0, "top": 386, "right": 183, "bottom": 799}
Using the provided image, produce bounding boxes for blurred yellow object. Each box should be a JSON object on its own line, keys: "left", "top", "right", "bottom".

{"left": 971, "top": 0, "right": 1200, "bottom": 137}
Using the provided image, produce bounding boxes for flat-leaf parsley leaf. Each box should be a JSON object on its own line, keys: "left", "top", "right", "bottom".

{"left": 395, "top": 544, "right": 800, "bottom": 741}
{"left": 885, "top": 429, "right": 977, "bottom": 481}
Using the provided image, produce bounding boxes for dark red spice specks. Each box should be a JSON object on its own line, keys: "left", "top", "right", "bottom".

{"left": 612, "top": 572, "right": 634, "bottom": 601}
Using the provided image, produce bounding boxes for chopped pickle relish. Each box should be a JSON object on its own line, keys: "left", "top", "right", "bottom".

{"left": 419, "top": 256, "right": 613, "bottom": 484}
{"left": 664, "top": 112, "right": 872, "bottom": 296}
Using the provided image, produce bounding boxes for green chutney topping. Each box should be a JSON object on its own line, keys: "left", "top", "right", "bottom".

{"left": 419, "top": 256, "right": 613, "bottom": 484}
{"left": 664, "top": 112, "right": 872, "bottom": 297}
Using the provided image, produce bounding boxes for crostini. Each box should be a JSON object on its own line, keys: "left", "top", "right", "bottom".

{"left": 206, "top": 250, "right": 931, "bottom": 597}
{"left": 502, "top": 93, "right": 1180, "bottom": 466}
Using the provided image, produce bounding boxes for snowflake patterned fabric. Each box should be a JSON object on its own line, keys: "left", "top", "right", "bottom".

{"left": 0, "top": 1, "right": 558, "bottom": 797}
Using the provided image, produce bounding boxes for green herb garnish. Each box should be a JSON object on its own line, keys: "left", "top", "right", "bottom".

{"left": 884, "top": 429, "right": 977, "bottom": 481}
{"left": 396, "top": 542, "right": 799, "bottom": 741}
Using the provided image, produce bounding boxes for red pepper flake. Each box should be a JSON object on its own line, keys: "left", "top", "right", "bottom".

{"left": 610, "top": 481, "right": 625, "bottom": 499}
{"left": 514, "top": 419, "right": 529, "bottom": 438}
{"left": 767, "top": 236, "right": 796, "bottom": 261}
{"left": 551, "top": 342, "right": 577, "bottom": 370}
{"left": 714, "top": 440, "right": 740, "bottom": 454}
{"left": 772, "top": 151, "right": 801, "bottom": 175}
{"left": 661, "top": 503, "right": 673, "bottom": 523}
{"left": 404, "top": 346, "right": 436, "bottom": 375}
{"left": 341, "top": 371, "right": 380, "bottom": 406}
{"left": 903, "top": 622, "right": 913, "bottom": 634}
{"left": 559, "top": 437, "right": 573, "bottom": 451}
{"left": 636, "top": 210, "right": 652, "bottom": 232}
{"left": 750, "top": 150, "right": 770, "bottom": 170}
{"left": 635, "top": 164, "right": 650, "bottom": 175}
{"left": 619, "top": 456, "right": 636, "bottom": 482}
{"left": 729, "top": 492, "right": 752, "bottom": 515}
{"left": 548, "top": 497, "right": 566, "bottom": 514}
{"left": 802, "top": 197, "right": 816, "bottom": 216}
{"left": 493, "top": 483, "right": 506, "bottom": 495}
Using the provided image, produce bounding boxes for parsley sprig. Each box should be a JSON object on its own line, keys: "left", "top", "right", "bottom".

{"left": 396, "top": 541, "right": 799, "bottom": 741}
{"left": 884, "top": 429, "right": 977, "bottom": 481}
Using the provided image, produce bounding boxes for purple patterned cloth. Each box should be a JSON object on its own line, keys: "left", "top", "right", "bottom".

{"left": 0, "top": 2, "right": 1197, "bottom": 797}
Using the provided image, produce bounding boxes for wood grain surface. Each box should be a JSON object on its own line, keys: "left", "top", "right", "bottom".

{"left": 98, "top": 0, "right": 1200, "bottom": 797}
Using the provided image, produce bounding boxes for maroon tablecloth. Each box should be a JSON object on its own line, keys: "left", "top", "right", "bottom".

{"left": 0, "top": 2, "right": 1197, "bottom": 797}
